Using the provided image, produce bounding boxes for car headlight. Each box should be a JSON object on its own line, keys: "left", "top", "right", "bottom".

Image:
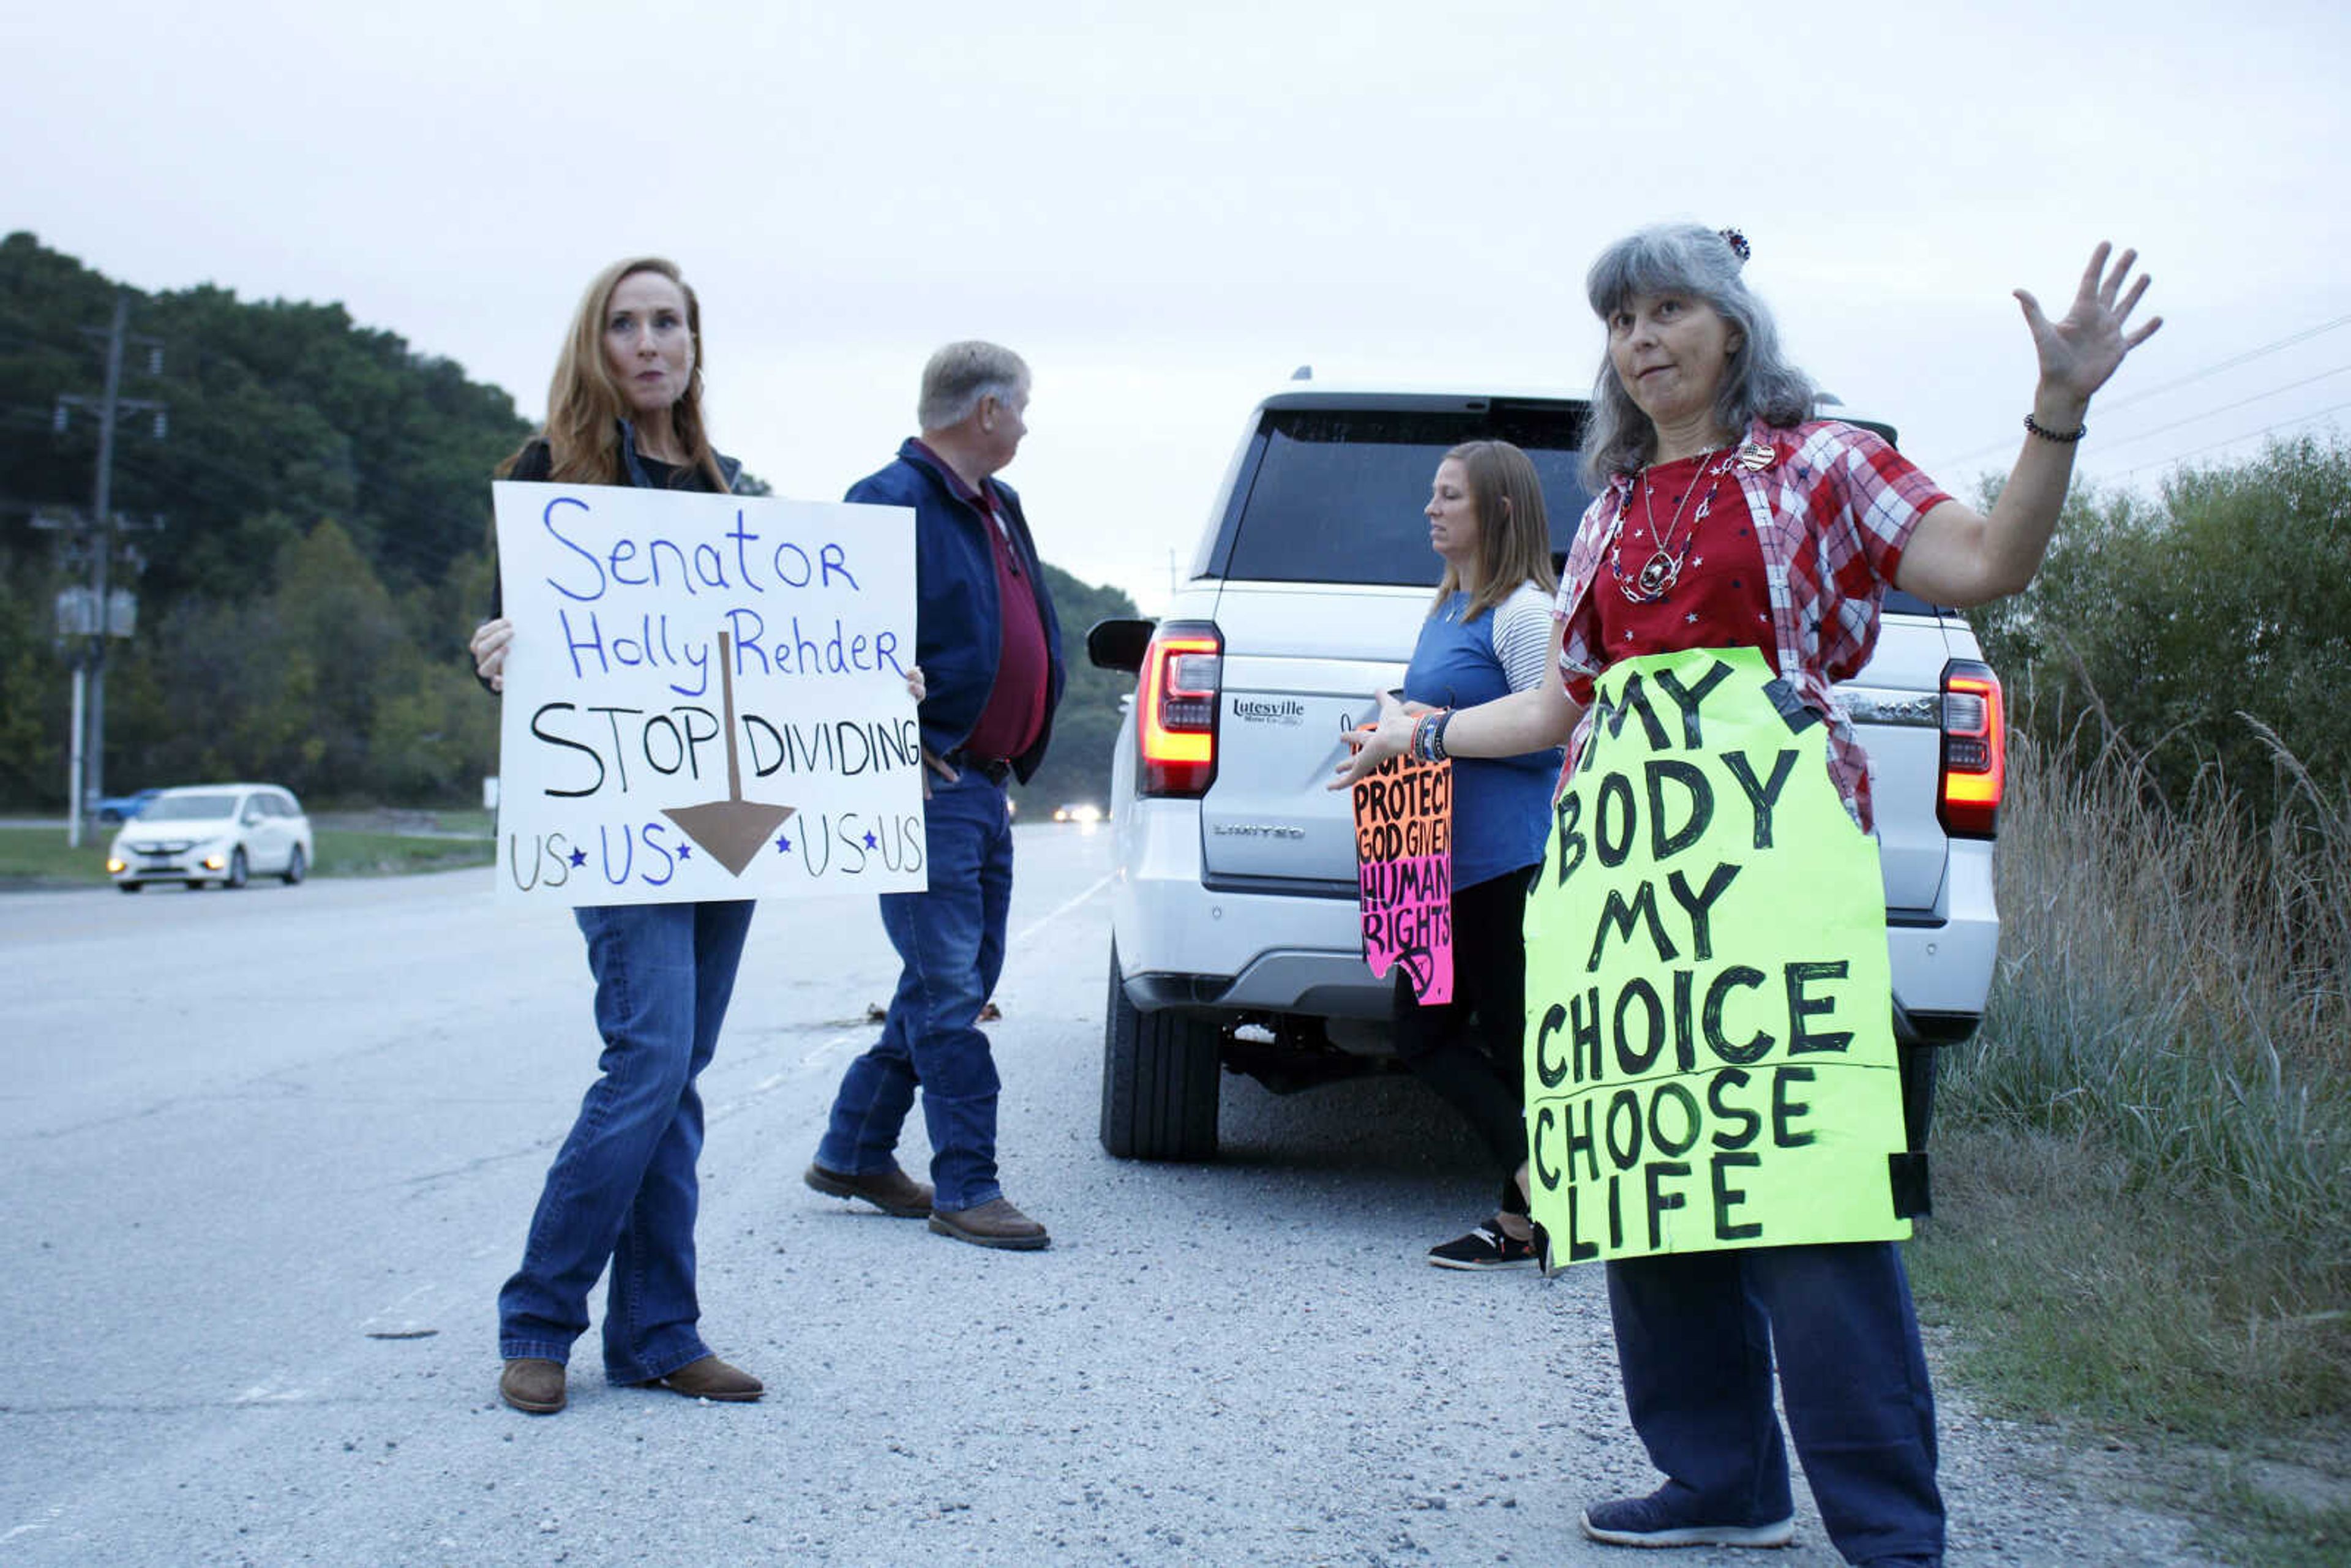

{"left": 107, "top": 857, "right": 127, "bottom": 874}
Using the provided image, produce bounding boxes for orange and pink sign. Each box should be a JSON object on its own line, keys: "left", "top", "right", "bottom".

{"left": 1352, "top": 753, "right": 1454, "bottom": 1004}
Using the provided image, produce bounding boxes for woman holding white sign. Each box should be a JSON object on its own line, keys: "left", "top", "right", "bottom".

{"left": 1336, "top": 226, "right": 2158, "bottom": 1564}
{"left": 469, "top": 258, "right": 883, "bottom": 1417}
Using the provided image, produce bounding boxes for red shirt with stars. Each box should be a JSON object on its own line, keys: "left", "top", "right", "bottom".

{"left": 1591, "top": 449, "right": 1774, "bottom": 670}
{"left": 1554, "top": 420, "right": 1953, "bottom": 832}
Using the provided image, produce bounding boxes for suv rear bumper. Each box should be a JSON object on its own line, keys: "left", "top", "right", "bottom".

{"left": 1114, "top": 798, "right": 1389, "bottom": 1019}
{"left": 1884, "top": 839, "right": 2000, "bottom": 1041}
{"left": 1110, "top": 799, "right": 1999, "bottom": 1046}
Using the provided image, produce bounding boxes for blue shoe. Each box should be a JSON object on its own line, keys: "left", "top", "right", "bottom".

{"left": 1581, "top": 1488, "right": 1794, "bottom": 1548}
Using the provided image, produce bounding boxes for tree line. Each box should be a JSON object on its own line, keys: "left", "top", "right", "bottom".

{"left": 1971, "top": 432, "right": 2350, "bottom": 827}
{"left": 9, "top": 228, "right": 2338, "bottom": 825}
{"left": 0, "top": 233, "right": 1136, "bottom": 813}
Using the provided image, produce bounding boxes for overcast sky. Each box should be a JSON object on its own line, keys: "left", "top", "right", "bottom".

{"left": 8, "top": 0, "right": 2347, "bottom": 613}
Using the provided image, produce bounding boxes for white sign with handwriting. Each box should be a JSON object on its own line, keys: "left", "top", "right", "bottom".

{"left": 490, "top": 481, "right": 926, "bottom": 906}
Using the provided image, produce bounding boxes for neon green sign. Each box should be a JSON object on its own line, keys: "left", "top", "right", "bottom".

{"left": 1523, "top": 647, "right": 1910, "bottom": 1264}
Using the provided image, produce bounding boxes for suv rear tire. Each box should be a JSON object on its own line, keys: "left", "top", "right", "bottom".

{"left": 1100, "top": 942, "right": 1221, "bottom": 1161}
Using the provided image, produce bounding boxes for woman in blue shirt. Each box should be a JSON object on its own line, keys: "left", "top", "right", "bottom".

{"left": 1391, "top": 440, "right": 1564, "bottom": 1269}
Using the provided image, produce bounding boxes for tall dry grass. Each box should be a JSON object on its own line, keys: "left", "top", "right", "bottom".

{"left": 1937, "top": 724, "right": 2351, "bottom": 1419}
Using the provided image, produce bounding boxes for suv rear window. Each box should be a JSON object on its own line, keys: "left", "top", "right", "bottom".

{"left": 1218, "top": 405, "right": 1595, "bottom": 586}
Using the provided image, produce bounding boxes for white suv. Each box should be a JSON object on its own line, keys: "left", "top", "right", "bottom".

{"left": 1088, "top": 386, "right": 2005, "bottom": 1160}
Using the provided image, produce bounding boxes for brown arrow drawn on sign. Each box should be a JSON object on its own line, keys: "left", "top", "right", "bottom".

{"left": 662, "top": 631, "right": 795, "bottom": 876}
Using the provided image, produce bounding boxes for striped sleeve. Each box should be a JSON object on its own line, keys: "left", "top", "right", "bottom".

{"left": 1490, "top": 582, "right": 1556, "bottom": 694}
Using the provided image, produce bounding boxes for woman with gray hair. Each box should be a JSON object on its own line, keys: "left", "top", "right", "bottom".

{"left": 1338, "top": 223, "right": 2158, "bottom": 1564}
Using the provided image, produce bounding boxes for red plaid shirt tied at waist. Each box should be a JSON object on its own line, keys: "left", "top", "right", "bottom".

{"left": 1554, "top": 418, "right": 1953, "bottom": 833}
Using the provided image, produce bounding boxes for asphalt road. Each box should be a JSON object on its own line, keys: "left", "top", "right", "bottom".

{"left": 1, "top": 827, "right": 2213, "bottom": 1566}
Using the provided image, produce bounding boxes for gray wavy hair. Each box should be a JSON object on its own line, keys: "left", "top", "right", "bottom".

{"left": 918, "top": 340, "right": 1030, "bottom": 432}
{"left": 1578, "top": 223, "right": 1817, "bottom": 489}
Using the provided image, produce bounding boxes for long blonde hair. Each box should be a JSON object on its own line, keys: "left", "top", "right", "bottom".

{"left": 1432, "top": 440, "right": 1557, "bottom": 620}
{"left": 501, "top": 257, "right": 729, "bottom": 491}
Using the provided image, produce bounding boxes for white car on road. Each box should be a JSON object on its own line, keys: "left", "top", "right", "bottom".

{"left": 107, "top": 783, "right": 314, "bottom": 892}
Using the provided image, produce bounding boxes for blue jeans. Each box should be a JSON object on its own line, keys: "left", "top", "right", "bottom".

{"left": 816, "top": 767, "right": 1012, "bottom": 1212}
{"left": 498, "top": 899, "right": 754, "bottom": 1382}
{"left": 1606, "top": 1241, "right": 1943, "bottom": 1564}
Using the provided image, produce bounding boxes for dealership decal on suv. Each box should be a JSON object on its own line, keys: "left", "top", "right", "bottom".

{"left": 1231, "top": 697, "right": 1306, "bottom": 726}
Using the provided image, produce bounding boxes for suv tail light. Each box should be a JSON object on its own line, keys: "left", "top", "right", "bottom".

{"left": 1138, "top": 620, "right": 1222, "bottom": 797}
{"left": 1937, "top": 658, "right": 2005, "bottom": 839}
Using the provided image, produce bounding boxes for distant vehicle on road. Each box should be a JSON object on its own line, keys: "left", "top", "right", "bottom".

{"left": 91, "top": 787, "right": 162, "bottom": 825}
{"left": 106, "top": 784, "right": 314, "bottom": 893}
{"left": 1052, "top": 801, "right": 1105, "bottom": 825}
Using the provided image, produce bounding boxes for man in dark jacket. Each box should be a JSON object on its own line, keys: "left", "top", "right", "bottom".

{"left": 805, "top": 342, "right": 1065, "bottom": 1248}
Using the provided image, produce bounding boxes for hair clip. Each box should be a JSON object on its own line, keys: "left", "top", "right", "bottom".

{"left": 1717, "top": 227, "right": 1750, "bottom": 264}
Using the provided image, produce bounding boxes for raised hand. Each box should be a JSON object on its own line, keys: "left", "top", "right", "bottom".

{"left": 2015, "top": 242, "right": 2162, "bottom": 407}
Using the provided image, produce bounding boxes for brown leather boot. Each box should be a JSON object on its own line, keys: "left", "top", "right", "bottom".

{"left": 648, "top": 1356, "right": 764, "bottom": 1402}
{"left": 928, "top": 1196, "right": 1049, "bottom": 1250}
{"left": 498, "top": 1357, "right": 566, "bottom": 1414}
{"left": 804, "top": 1161, "right": 934, "bottom": 1218}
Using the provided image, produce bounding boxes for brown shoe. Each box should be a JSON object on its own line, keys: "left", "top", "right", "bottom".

{"left": 928, "top": 1196, "right": 1049, "bottom": 1251}
{"left": 804, "top": 1161, "right": 934, "bottom": 1218}
{"left": 498, "top": 1357, "right": 566, "bottom": 1414}
{"left": 648, "top": 1356, "right": 763, "bottom": 1402}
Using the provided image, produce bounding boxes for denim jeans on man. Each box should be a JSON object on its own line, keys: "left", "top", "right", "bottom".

{"left": 1607, "top": 1239, "right": 1944, "bottom": 1562}
{"left": 498, "top": 899, "right": 754, "bottom": 1382}
{"left": 817, "top": 766, "right": 1012, "bottom": 1211}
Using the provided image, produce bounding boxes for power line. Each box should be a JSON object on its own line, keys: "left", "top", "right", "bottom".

{"left": 2071, "top": 362, "right": 2351, "bottom": 456}
{"left": 2093, "top": 312, "right": 2351, "bottom": 418}
{"left": 1925, "top": 310, "right": 2351, "bottom": 470}
{"left": 2091, "top": 398, "right": 2351, "bottom": 484}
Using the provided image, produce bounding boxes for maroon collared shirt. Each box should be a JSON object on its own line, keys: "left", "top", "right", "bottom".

{"left": 912, "top": 440, "right": 1050, "bottom": 763}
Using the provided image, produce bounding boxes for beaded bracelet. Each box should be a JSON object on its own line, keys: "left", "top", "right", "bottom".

{"left": 1409, "top": 709, "right": 1453, "bottom": 763}
{"left": 2024, "top": 413, "right": 2088, "bottom": 443}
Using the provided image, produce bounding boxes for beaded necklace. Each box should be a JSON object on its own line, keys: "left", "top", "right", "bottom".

{"left": 1608, "top": 449, "right": 1728, "bottom": 603}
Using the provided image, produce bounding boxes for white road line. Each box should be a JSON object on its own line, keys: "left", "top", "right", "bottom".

{"left": 708, "top": 1030, "right": 865, "bottom": 1123}
{"left": 710, "top": 876, "right": 1108, "bottom": 1123}
{"left": 231, "top": 1383, "right": 310, "bottom": 1404}
{"left": 2, "top": 1512, "right": 62, "bottom": 1544}
{"left": 751, "top": 1029, "right": 866, "bottom": 1092}
{"left": 360, "top": 1280, "right": 454, "bottom": 1340}
{"left": 797, "top": 1030, "right": 864, "bottom": 1068}
{"left": 1013, "top": 872, "right": 1113, "bottom": 948}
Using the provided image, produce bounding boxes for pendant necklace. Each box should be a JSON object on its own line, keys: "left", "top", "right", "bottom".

{"left": 1610, "top": 448, "right": 1723, "bottom": 604}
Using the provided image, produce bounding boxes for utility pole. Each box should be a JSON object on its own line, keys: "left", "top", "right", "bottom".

{"left": 49, "top": 293, "right": 165, "bottom": 846}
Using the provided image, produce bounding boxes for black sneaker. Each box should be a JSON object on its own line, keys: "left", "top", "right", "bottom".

{"left": 1581, "top": 1488, "right": 1794, "bottom": 1547}
{"left": 1427, "top": 1223, "right": 1539, "bottom": 1270}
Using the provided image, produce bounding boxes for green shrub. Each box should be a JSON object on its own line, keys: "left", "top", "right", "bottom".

{"left": 1976, "top": 435, "right": 2351, "bottom": 823}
